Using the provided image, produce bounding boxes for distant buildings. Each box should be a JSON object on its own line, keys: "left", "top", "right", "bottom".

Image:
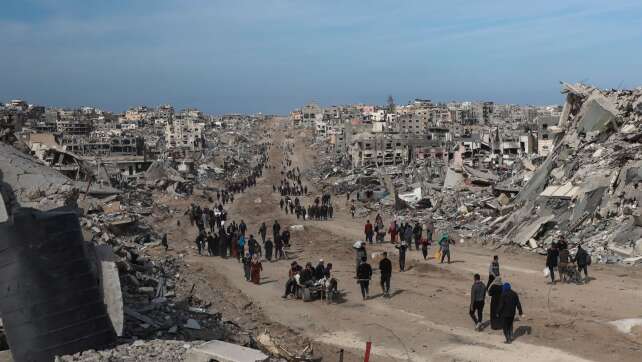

{"left": 164, "top": 114, "right": 205, "bottom": 151}
{"left": 291, "top": 96, "right": 563, "bottom": 171}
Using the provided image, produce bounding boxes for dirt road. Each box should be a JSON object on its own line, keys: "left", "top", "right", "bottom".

{"left": 170, "top": 122, "right": 642, "bottom": 361}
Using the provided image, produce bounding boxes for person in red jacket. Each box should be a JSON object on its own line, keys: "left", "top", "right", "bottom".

{"left": 388, "top": 221, "right": 398, "bottom": 243}
{"left": 364, "top": 220, "right": 374, "bottom": 244}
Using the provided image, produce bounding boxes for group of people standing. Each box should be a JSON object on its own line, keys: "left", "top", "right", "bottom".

{"left": 545, "top": 236, "right": 591, "bottom": 284}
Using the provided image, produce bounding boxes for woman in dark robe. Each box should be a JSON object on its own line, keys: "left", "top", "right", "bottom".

{"left": 264, "top": 239, "right": 273, "bottom": 261}
{"left": 487, "top": 276, "right": 503, "bottom": 330}
{"left": 250, "top": 255, "right": 263, "bottom": 284}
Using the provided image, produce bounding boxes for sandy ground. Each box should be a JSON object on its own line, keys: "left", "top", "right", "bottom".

{"left": 158, "top": 121, "right": 642, "bottom": 361}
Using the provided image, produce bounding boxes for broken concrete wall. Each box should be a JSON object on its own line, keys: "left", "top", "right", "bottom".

{"left": 0, "top": 143, "right": 78, "bottom": 211}
{"left": 492, "top": 83, "right": 642, "bottom": 263}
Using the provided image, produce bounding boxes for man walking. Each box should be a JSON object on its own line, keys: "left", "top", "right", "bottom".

{"left": 258, "top": 222, "right": 267, "bottom": 243}
{"left": 413, "top": 222, "right": 423, "bottom": 251}
{"left": 364, "top": 220, "right": 374, "bottom": 244}
{"left": 546, "top": 243, "right": 559, "bottom": 284}
{"left": 272, "top": 220, "right": 281, "bottom": 245}
{"left": 497, "top": 283, "right": 524, "bottom": 344}
{"left": 356, "top": 256, "right": 372, "bottom": 300}
{"left": 574, "top": 244, "right": 590, "bottom": 283}
{"left": 404, "top": 224, "right": 414, "bottom": 251}
{"left": 395, "top": 239, "right": 408, "bottom": 272}
{"left": 469, "top": 274, "right": 486, "bottom": 331}
{"left": 439, "top": 233, "right": 452, "bottom": 264}
{"left": 379, "top": 252, "right": 392, "bottom": 297}
{"left": 195, "top": 232, "right": 204, "bottom": 255}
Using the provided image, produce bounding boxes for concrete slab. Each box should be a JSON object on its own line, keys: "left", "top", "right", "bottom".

{"left": 0, "top": 350, "right": 13, "bottom": 362}
{"left": 0, "top": 194, "right": 7, "bottom": 223}
{"left": 185, "top": 340, "right": 268, "bottom": 362}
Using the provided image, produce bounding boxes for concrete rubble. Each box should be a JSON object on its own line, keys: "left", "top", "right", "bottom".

{"left": 494, "top": 83, "right": 642, "bottom": 262}
{"left": 306, "top": 83, "right": 642, "bottom": 265}
{"left": 0, "top": 119, "right": 304, "bottom": 361}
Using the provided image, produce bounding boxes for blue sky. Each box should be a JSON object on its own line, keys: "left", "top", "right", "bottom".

{"left": 1, "top": 0, "right": 641, "bottom": 114}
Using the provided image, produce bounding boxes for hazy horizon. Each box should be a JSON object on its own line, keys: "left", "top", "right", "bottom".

{"left": 2, "top": 0, "right": 641, "bottom": 114}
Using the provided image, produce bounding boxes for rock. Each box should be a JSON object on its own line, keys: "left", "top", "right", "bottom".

{"left": 185, "top": 340, "right": 268, "bottom": 362}
{"left": 184, "top": 319, "right": 201, "bottom": 330}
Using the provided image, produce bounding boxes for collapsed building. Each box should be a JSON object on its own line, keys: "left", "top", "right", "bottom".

{"left": 492, "top": 83, "right": 642, "bottom": 263}
{"left": 306, "top": 84, "right": 642, "bottom": 265}
{"left": 0, "top": 115, "right": 296, "bottom": 361}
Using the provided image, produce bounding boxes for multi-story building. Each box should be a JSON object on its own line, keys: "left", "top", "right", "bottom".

{"left": 164, "top": 116, "right": 204, "bottom": 150}
{"left": 349, "top": 132, "right": 411, "bottom": 167}
{"left": 536, "top": 115, "right": 557, "bottom": 156}
{"left": 56, "top": 111, "right": 93, "bottom": 135}
{"left": 300, "top": 103, "right": 323, "bottom": 128}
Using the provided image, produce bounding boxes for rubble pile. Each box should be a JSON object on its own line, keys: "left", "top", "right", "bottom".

{"left": 57, "top": 340, "right": 205, "bottom": 362}
{"left": 304, "top": 84, "right": 642, "bottom": 265}
{"left": 492, "top": 83, "right": 642, "bottom": 263}
{"left": 79, "top": 191, "right": 230, "bottom": 342}
{"left": 0, "top": 142, "right": 80, "bottom": 211}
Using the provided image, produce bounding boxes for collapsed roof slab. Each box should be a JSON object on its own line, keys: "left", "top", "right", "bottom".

{"left": 512, "top": 214, "right": 556, "bottom": 246}
{"left": 540, "top": 182, "right": 582, "bottom": 199}
{"left": 576, "top": 95, "right": 617, "bottom": 135}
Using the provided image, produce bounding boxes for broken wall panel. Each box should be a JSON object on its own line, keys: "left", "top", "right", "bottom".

{"left": 0, "top": 207, "right": 116, "bottom": 362}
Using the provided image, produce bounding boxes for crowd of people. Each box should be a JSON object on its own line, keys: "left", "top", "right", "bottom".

{"left": 278, "top": 194, "right": 335, "bottom": 221}
{"left": 185, "top": 135, "right": 600, "bottom": 347}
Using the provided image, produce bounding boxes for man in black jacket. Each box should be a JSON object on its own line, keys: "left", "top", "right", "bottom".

{"left": 574, "top": 245, "right": 590, "bottom": 283}
{"left": 357, "top": 256, "right": 373, "bottom": 300}
{"left": 379, "top": 252, "right": 392, "bottom": 297}
{"left": 497, "top": 283, "right": 523, "bottom": 344}
{"left": 546, "top": 243, "right": 559, "bottom": 284}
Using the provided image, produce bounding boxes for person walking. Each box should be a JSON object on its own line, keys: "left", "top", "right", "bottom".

{"left": 395, "top": 239, "right": 408, "bottom": 272}
{"left": 497, "top": 283, "right": 524, "bottom": 344}
{"left": 469, "top": 274, "right": 486, "bottom": 331}
{"left": 250, "top": 254, "right": 262, "bottom": 284}
{"left": 487, "top": 276, "right": 503, "bottom": 330}
{"left": 242, "top": 252, "right": 252, "bottom": 281}
{"left": 264, "top": 238, "right": 273, "bottom": 261}
{"left": 379, "top": 252, "right": 392, "bottom": 297}
{"left": 238, "top": 234, "right": 246, "bottom": 262}
{"left": 421, "top": 237, "right": 430, "bottom": 260}
{"left": 574, "top": 244, "right": 590, "bottom": 283}
{"left": 195, "top": 233, "right": 204, "bottom": 255}
{"left": 356, "top": 256, "right": 373, "bottom": 300}
{"left": 258, "top": 222, "right": 267, "bottom": 243}
{"left": 439, "top": 233, "right": 453, "bottom": 264}
{"left": 488, "top": 255, "right": 500, "bottom": 288}
{"left": 354, "top": 242, "right": 367, "bottom": 277}
{"left": 207, "top": 233, "right": 216, "bottom": 256}
{"left": 546, "top": 243, "right": 559, "bottom": 284}
{"left": 161, "top": 233, "right": 168, "bottom": 252}
{"left": 413, "top": 222, "right": 423, "bottom": 251}
{"left": 272, "top": 220, "right": 281, "bottom": 243}
{"left": 364, "top": 220, "right": 374, "bottom": 244}
{"left": 388, "top": 221, "right": 398, "bottom": 243}
{"left": 403, "top": 224, "right": 414, "bottom": 251}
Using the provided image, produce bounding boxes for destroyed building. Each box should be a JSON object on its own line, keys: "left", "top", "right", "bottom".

{"left": 299, "top": 84, "right": 642, "bottom": 266}
{"left": 493, "top": 83, "right": 642, "bottom": 264}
